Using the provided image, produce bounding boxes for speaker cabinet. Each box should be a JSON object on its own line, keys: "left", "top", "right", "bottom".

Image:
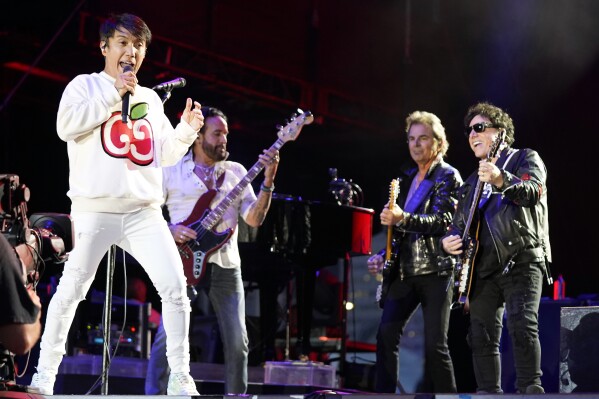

{"left": 500, "top": 297, "right": 581, "bottom": 393}
{"left": 559, "top": 305, "right": 599, "bottom": 393}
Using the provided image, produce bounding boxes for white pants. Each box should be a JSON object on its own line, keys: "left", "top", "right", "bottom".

{"left": 37, "top": 208, "right": 191, "bottom": 375}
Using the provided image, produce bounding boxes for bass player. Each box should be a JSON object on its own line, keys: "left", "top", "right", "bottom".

{"left": 145, "top": 106, "right": 280, "bottom": 395}
{"left": 441, "top": 102, "right": 551, "bottom": 394}
{"left": 367, "top": 110, "right": 462, "bottom": 393}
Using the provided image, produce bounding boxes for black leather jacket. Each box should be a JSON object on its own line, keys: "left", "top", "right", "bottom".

{"left": 391, "top": 160, "right": 462, "bottom": 277}
{"left": 444, "top": 147, "right": 552, "bottom": 273}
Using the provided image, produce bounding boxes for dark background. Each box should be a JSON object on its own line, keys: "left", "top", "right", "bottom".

{"left": 2, "top": 0, "right": 598, "bottom": 298}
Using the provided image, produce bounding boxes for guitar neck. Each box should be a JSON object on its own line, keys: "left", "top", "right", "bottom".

{"left": 384, "top": 178, "right": 400, "bottom": 262}
{"left": 201, "top": 138, "right": 286, "bottom": 230}
{"left": 462, "top": 141, "right": 499, "bottom": 242}
{"left": 385, "top": 226, "right": 393, "bottom": 262}
{"left": 461, "top": 179, "right": 484, "bottom": 242}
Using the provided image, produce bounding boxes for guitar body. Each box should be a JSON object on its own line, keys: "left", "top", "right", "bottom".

{"left": 377, "top": 244, "right": 399, "bottom": 308}
{"left": 178, "top": 215, "right": 234, "bottom": 286}
{"left": 176, "top": 190, "right": 233, "bottom": 286}
{"left": 453, "top": 235, "right": 478, "bottom": 309}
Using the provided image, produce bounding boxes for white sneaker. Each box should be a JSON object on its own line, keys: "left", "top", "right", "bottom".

{"left": 30, "top": 370, "right": 56, "bottom": 395}
{"left": 167, "top": 372, "right": 199, "bottom": 395}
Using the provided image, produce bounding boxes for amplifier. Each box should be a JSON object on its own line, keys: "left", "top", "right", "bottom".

{"left": 559, "top": 305, "right": 599, "bottom": 393}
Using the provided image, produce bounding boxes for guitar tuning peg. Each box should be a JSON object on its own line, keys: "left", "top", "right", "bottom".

{"left": 276, "top": 124, "right": 283, "bottom": 130}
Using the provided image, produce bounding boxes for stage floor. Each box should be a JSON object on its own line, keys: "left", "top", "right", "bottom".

{"left": 9, "top": 355, "right": 599, "bottom": 397}
{"left": 3, "top": 393, "right": 599, "bottom": 399}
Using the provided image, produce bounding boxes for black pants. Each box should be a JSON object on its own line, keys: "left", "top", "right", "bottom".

{"left": 375, "top": 273, "right": 456, "bottom": 393}
{"left": 468, "top": 261, "right": 544, "bottom": 393}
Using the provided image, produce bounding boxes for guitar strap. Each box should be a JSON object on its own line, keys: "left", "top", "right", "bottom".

{"left": 214, "top": 169, "right": 226, "bottom": 191}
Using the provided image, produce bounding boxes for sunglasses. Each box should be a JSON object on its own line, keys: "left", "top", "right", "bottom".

{"left": 464, "top": 122, "right": 497, "bottom": 137}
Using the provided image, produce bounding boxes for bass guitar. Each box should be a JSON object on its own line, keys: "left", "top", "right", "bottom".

{"left": 453, "top": 130, "right": 506, "bottom": 309}
{"left": 375, "top": 178, "right": 400, "bottom": 308}
{"left": 177, "top": 109, "right": 314, "bottom": 286}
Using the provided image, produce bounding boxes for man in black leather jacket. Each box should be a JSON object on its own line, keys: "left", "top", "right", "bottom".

{"left": 442, "top": 102, "right": 551, "bottom": 394}
{"left": 367, "top": 111, "right": 462, "bottom": 393}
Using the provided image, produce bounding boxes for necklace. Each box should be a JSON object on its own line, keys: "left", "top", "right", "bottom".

{"left": 194, "top": 163, "right": 215, "bottom": 182}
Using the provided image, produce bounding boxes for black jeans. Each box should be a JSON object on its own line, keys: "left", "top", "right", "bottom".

{"left": 375, "top": 273, "right": 456, "bottom": 393}
{"left": 468, "top": 261, "right": 544, "bottom": 393}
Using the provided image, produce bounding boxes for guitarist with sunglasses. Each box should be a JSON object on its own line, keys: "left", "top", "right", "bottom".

{"left": 441, "top": 102, "right": 551, "bottom": 394}
{"left": 367, "top": 111, "right": 462, "bottom": 393}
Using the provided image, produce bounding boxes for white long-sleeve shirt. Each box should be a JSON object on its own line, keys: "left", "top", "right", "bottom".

{"left": 57, "top": 71, "right": 198, "bottom": 213}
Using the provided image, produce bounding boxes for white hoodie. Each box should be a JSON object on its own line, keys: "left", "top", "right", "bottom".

{"left": 57, "top": 71, "right": 198, "bottom": 213}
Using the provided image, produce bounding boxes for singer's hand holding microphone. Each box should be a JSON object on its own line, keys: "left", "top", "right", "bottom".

{"left": 116, "top": 65, "right": 136, "bottom": 97}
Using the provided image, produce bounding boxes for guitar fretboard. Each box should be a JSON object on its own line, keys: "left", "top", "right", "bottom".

{"left": 200, "top": 138, "right": 286, "bottom": 231}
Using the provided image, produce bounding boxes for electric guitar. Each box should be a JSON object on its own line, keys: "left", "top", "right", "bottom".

{"left": 375, "top": 178, "right": 400, "bottom": 308}
{"left": 453, "top": 130, "right": 506, "bottom": 309}
{"left": 177, "top": 109, "right": 314, "bottom": 286}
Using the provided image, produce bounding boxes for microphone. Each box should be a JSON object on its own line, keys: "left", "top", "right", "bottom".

{"left": 152, "top": 77, "right": 187, "bottom": 91}
{"left": 121, "top": 65, "right": 133, "bottom": 123}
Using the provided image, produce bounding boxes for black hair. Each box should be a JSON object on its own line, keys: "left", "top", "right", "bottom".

{"left": 99, "top": 13, "right": 152, "bottom": 47}
{"left": 464, "top": 102, "right": 515, "bottom": 146}
{"left": 199, "top": 106, "right": 228, "bottom": 134}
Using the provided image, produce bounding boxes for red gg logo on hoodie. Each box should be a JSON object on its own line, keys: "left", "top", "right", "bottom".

{"left": 101, "top": 103, "right": 153, "bottom": 166}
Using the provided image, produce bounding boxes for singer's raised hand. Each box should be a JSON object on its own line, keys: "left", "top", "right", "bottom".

{"left": 182, "top": 99, "right": 204, "bottom": 131}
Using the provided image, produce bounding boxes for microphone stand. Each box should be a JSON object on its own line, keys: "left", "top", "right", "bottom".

{"left": 101, "top": 244, "right": 116, "bottom": 395}
{"left": 160, "top": 88, "right": 173, "bottom": 104}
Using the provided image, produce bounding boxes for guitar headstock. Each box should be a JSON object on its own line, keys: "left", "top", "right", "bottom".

{"left": 487, "top": 130, "right": 507, "bottom": 160}
{"left": 277, "top": 109, "right": 314, "bottom": 143}
{"left": 389, "top": 178, "right": 400, "bottom": 204}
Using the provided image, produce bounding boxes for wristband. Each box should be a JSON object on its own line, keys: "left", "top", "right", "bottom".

{"left": 260, "top": 182, "right": 275, "bottom": 192}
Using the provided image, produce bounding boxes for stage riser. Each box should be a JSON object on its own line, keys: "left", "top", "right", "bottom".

{"left": 24, "top": 373, "right": 599, "bottom": 397}
{"left": 12, "top": 395, "right": 599, "bottom": 399}
{"left": 318, "top": 396, "right": 599, "bottom": 399}
{"left": 53, "top": 374, "right": 332, "bottom": 396}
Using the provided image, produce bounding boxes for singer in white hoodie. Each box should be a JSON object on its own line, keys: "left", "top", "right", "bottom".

{"left": 30, "top": 13, "right": 204, "bottom": 396}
